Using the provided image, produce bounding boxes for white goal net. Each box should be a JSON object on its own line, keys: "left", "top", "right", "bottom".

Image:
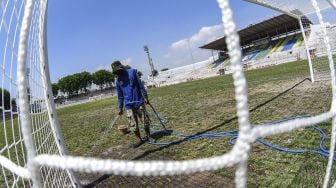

{"left": 0, "top": 0, "right": 78, "bottom": 187}
{"left": 0, "top": 0, "right": 335, "bottom": 187}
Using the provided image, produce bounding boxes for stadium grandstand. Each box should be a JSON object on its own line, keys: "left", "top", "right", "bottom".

{"left": 201, "top": 14, "right": 311, "bottom": 70}
{"left": 151, "top": 13, "right": 336, "bottom": 86}
{"left": 152, "top": 58, "right": 218, "bottom": 86}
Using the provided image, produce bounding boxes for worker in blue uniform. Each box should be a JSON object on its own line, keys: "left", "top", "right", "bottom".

{"left": 112, "top": 61, "right": 150, "bottom": 148}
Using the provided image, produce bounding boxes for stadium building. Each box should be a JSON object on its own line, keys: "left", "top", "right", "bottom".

{"left": 151, "top": 14, "right": 336, "bottom": 86}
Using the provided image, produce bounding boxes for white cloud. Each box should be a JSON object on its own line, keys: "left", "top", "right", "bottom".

{"left": 169, "top": 24, "right": 223, "bottom": 51}
{"left": 170, "top": 39, "right": 189, "bottom": 51}
{"left": 190, "top": 25, "right": 224, "bottom": 44}
{"left": 159, "top": 24, "right": 224, "bottom": 69}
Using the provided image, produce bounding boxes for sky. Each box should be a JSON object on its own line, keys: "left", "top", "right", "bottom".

{"left": 47, "top": 0, "right": 281, "bottom": 82}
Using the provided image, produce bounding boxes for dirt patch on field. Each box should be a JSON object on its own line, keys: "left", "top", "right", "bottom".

{"left": 250, "top": 78, "right": 330, "bottom": 95}
{"left": 79, "top": 143, "right": 235, "bottom": 187}
{"left": 81, "top": 171, "right": 234, "bottom": 188}
{"left": 100, "top": 145, "right": 145, "bottom": 160}
{"left": 79, "top": 144, "right": 145, "bottom": 186}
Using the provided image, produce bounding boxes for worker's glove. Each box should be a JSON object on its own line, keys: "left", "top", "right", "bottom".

{"left": 144, "top": 98, "right": 150, "bottom": 105}
{"left": 118, "top": 110, "right": 124, "bottom": 116}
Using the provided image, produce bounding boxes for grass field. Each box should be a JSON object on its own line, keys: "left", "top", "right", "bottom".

{"left": 0, "top": 60, "right": 331, "bottom": 187}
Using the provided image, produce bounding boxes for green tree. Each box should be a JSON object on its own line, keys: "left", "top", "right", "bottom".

{"left": 106, "top": 71, "right": 115, "bottom": 88}
{"left": 57, "top": 77, "right": 67, "bottom": 96}
{"left": 0, "top": 88, "right": 11, "bottom": 110}
{"left": 92, "top": 70, "right": 114, "bottom": 89}
{"left": 72, "top": 73, "right": 82, "bottom": 95}
{"left": 78, "top": 71, "right": 92, "bottom": 93}
{"left": 52, "top": 83, "right": 59, "bottom": 97}
{"left": 11, "top": 99, "right": 17, "bottom": 112}
{"left": 58, "top": 75, "right": 78, "bottom": 97}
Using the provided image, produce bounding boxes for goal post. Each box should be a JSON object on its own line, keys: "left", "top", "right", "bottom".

{"left": 37, "top": 0, "right": 81, "bottom": 187}
{"left": 17, "top": 0, "right": 43, "bottom": 186}
{"left": 298, "top": 16, "right": 315, "bottom": 82}
{"left": 1, "top": 0, "right": 79, "bottom": 187}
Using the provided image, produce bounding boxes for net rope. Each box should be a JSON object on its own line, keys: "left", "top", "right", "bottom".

{"left": 0, "top": 0, "right": 336, "bottom": 187}
{"left": 245, "top": 0, "right": 333, "bottom": 17}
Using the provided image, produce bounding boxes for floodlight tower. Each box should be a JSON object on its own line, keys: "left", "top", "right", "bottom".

{"left": 144, "top": 45, "right": 156, "bottom": 79}
{"left": 187, "top": 40, "right": 196, "bottom": 79}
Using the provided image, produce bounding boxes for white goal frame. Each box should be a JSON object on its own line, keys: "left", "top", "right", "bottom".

{"left": 0, "top": 0, "right": 336, "bottom": 188}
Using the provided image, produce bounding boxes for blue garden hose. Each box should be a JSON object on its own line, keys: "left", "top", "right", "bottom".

{"left": 122, "top": 102, "right": 335, "bottom": 160}
{"left": 147, "top": 114, "right": 336, "bottom": 161}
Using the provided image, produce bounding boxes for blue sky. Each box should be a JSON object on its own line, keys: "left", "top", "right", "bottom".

{"left": 47, "top": 0, "right": 280, "bottom": 82}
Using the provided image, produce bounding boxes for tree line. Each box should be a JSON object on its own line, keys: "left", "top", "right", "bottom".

{"left": 0, "top": 88, "right": 16, "bottom": 112}
{"left": 52, "top": 66, "right": 143, "bottom": 98}
{"left": 0, "top": 70, "right": 117, "bottom": 111}
{"left": 0, "top": 66, "right": 144, "bottom": 111}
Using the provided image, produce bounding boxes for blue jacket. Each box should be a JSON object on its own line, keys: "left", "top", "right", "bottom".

{"left": 116, "top": 68, "right": 148, "bottom": 110}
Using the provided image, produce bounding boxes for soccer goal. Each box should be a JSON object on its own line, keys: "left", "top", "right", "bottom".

{"left": 0, "top": 0, "right": 336, "bottom": 187}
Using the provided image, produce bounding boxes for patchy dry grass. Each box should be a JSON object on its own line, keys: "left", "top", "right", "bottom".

{"left": 55, "top": 60, "right": 335, "bottom": 187}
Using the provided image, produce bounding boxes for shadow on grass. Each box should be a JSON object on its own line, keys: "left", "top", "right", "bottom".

{"left": 150, "top": 129, "right": 173, "bottom": 141}
{"left": 83, "top": 78, "right": 310, "bottom": 188}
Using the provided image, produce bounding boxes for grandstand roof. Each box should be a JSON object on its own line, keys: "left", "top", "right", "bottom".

{"left": 200, "top": 14, "right": 311, "bottom": 51}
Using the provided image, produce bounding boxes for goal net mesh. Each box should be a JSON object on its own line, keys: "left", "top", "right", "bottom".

{"left": 0, "top": 0, "right": 336, "bottom": 187}
{"left": 1, "top": 0, "right": 75, "bottom": 187}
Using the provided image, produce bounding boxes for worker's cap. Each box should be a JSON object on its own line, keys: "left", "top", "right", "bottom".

{"left": 111, "top": 61, "right": 123, "bottom": 74}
